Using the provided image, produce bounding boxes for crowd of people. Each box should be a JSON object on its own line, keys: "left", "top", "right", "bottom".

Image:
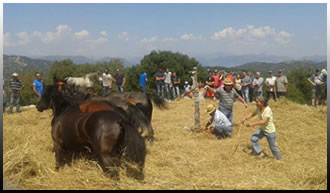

{"left": 2, "top": 67, "right": 328, "bottom": 160}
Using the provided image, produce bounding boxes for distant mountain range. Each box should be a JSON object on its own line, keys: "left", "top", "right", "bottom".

{"left": 3, "top": 55, "right": 53, "bottom": 82}
{"left": 30, "top": 55, "right": 134, "bottom": 67}
{"left": 3, "top": 54, "right": 327, "bottom": 83}
{"left": 206, "top": 60, "right": 327, "bottom": 76}
{"left": 195, "top": 53, "right": 327, "bottom": 67}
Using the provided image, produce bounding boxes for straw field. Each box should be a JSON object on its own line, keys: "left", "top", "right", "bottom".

{"left": 3, "top": 98, "right": 327, "bottom": 190}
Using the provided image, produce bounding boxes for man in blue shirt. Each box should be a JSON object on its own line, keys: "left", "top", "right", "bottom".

{"left": 32, "top": 72, "right": 44, "bottom": 101}
{"left": 140, "top": 72, "right": 148, "bottom": 94}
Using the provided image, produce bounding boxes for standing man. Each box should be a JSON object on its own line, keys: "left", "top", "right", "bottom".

{"left": 155, "top": 68, "right": 166, "bottom": 98}
{"left": 139, "top": 72, "right": 148, "bottom": 94}
{"left": 308, "top": 69, "right": 323, "bottom": 107}
{"left": 213, "top": 69, "right": 220, "bottom": 89}
{"left": 252, "top": 72, "right": 264, "bottom": 98}
{"left": 113, "top": 68, "right": 125, "bottom": 92}
{"left": 164, "top": 68, "right": 173, "bottom": 101}
{"left": 102, "top": 69, "right": 112, "bottom": 96}
{"left": 265, "top": 71, "right": 277, "bottom": 102}
{"left": 32, "top": 72, "right": 44, "bottom": 102}
{"left": 205, "top": 78, "right": 247, "bottom": 128}
{"left": 321, "top": 69, "right": 327, "bottom": 105}
{"left": 8, "top": 73, "right": 24, "bottom": 114}
{"left": 171, "top": 72, "right": 180, "bottom": 99}
{"left": 205, "top": 71, "right": 215, "bottom": 100}
{"left": 275, "top": 70, "right": 288, "bottom": 99}
{"left": 248, "top": 72, "right": 255, "bottom": 103}
{"left": 241, "top": 70, "right": 252, "bottom": 104}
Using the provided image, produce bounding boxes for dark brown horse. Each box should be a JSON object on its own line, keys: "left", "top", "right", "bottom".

{"left": 36, "top": 84, "right": 146, "bottom": 180}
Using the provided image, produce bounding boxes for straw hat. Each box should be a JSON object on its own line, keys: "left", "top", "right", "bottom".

{"left": 12, "top": 73, "right": 18, "bottom": 77}
{"left": 223, "top": 78, "right": 233, "bottom": 86}
{"left": 206, "top": 104, "right": 216, "bottom": 115}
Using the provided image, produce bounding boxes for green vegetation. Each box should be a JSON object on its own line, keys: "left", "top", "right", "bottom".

{"left": 3, "top": 51, "right": 327, "bottom": 106}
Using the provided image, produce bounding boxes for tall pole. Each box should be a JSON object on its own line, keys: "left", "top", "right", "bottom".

{"left": 193, "top": 67, "right": 200, "bottom": 131}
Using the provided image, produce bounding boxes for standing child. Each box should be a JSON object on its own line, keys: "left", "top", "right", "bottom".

{"left": 241, "top": 96, "right": 281, "bottom": 160}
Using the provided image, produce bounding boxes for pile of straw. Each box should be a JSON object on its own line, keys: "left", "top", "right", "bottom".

{"left": 3, "top": 98, "right": 327, "bottom": 190}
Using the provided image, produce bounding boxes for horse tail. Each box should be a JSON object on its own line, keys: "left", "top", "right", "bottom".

{"left": 119, "top": 119, "right": 146, "bottom": 169}
{"left": 127, "top": 104, "right": 150, "bottom": 132}
{"left": 146, "top": 92, "right": 168, "bottom": 110}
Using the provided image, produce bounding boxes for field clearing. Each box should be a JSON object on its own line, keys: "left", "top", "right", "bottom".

{"left": 3, "top": 98, "right": 327, "bottom": 190}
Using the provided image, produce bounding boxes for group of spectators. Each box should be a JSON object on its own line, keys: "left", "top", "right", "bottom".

{"left": 204, "top": 69, "right": 289, "bottom": 104}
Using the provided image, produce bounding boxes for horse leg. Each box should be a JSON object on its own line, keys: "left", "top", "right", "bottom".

{"left": 99, "top": 153, "right": 120, "bottom": 180}
{"left": 54, "top": 144, "right": 67, "bottom": 171}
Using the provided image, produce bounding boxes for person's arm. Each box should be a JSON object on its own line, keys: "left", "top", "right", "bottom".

{"left": 237, "top": 95, "right": 248, "bottom": 108}
{"left": 246, "top": 117, "right": 269, "bottom": 127}
{"left": 110, "top": 77, "right": 112, "bottom": 89}
{"left": 122, "top": 77, "right": 126, "bottom": 87}
{"left": 33, "top": 87, "right": 39, "bottom": 96}
{"left": 112, "top": 77, "right": 116, "bottom": 84}
{"left": 307, "top": 77, "right": 316, "bottom": 86}
{"left": 241, "top": 112, "right": 257, "bottom": 124}
{"left": 204, "top": 119, "right": 213, "bottom": 130}
{"left": 205, "top": 85, "right": 216, "bottom": 94}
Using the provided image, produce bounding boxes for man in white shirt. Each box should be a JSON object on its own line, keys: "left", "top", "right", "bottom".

{"left": 265, "top": 71, "right": 277, "bottom": 101}
{"left": 164, "top": 68, "right": 173, "bottom": 101}
{"left": 204, "top": 104, "right": 233, "bottom": 139}
{"left": 102, "top": 69, "right": 112, "bottom": 96}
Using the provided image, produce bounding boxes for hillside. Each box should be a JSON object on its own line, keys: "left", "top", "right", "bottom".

{"left": 206, "top": 60, "right": 327, "bottom": 75}
{"left": 3, "top": 98, "right": 327, "bottom": 190}
{"left": 3, "top": 55, "right": 53, "bottom": 82}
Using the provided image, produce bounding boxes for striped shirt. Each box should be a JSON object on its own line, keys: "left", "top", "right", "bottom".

{"left": 9, "top": 78, "right": 24, "bottom": 94}
{"left": 216, "top": 87, "right": 239, "bottom": 110}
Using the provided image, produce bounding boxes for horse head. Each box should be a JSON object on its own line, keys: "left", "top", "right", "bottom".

{"left": 36, "top": 84, "right": 58, "bottom": 112}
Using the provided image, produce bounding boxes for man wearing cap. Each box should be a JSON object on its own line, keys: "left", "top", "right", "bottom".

{"left": 8, "top": 73, "right": 24, "bottom": 114}
{"left": 308, "top": 69, "right": 323, "bottom": 107}
{"left": 205, "top": 78, "right": 247, "bottom": 127}
{"left": 205, "top": 71, "right": 215, "bottom": 99}
{"left": 204, "top": 104, "right": 233, "bottom": 139}
{"left": 265, "top": 71, "right": 277, "bottom": 102}
{"left": 275, "top": 70, "right": 288, "bottom": 99}
{"left": 32, "top": 72, "right": 44, "bottom": 101}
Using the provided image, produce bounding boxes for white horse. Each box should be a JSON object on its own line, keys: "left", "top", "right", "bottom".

{"left": 64, "top": 72, "right": 103, "bottom": 94}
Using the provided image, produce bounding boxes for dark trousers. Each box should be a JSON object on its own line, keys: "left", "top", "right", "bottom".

{"left": 266, "top": 91, "right": 277, "bottom": 101}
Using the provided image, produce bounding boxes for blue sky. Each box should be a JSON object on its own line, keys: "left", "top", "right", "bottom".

{"left": 3, "top": 3, "right": 327, "bottom": 59}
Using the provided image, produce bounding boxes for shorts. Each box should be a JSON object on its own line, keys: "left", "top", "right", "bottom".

{"left": 312, "top": 86, "right": 322, "bottom": 99}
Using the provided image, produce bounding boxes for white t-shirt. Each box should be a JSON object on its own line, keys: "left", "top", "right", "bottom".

{"left": 255, "top": 106, "right": 276, "bottom": 133}
{"left": 164, "top": 72, "right": 172, "bottom": 84}
{"left": 212, "top": 110, "right": 232, "bottom": 128}
{"left": 102, "top": 73, "right": 112, "bottom": 87}
{"left": 265, "top": 76, "right": 276, "bottom": 92}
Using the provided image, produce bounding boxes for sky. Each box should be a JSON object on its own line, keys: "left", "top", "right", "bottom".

{"left": 3, "top": 3, "right": 327, "bottom": 60}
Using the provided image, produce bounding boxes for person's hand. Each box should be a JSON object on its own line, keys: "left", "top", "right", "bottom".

{"left": 241, "top": 119, "right": 245, "bottom": 124}
{"left": 244, "top": 103, "right": 248, "bottom": 108}
{"left": 246, "top": 123, "right": 251, "bottom": 127}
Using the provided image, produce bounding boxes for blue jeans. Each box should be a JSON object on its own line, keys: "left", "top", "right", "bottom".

{"left": 172, "top": 85, "right": 180, "bottom": 99}
{"left": 103, "top": 86, "right": 110, "bottom": 96}
{"left": 140, "top": 85, "right": 146, "bottom": 94}
{"left": 219, "top": 106, "right": 233, "bottom": 126}
{"left": 116, "top": 85, "right": 124, "bottom": 92}
{"left": 214, "top": 124, "right": 233, "bottom": 138}
{"left": 165, "top": 83, "right": 172, "bottom": 100}
{"left": 250, "top": 129, "right": 281, "bottom": 160}
{"left": 242, "top": 87, "right": 250, "bottom": 103}
{"left": 9, "top": 92, "right": 21, "bottom": 113}
{"left": 157, "top": 84, "right": 164, "bottom": 98}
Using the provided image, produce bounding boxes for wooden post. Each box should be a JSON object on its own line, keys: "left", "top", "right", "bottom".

{"left": 193, "top": 67, "right": 200, "bottom": 131}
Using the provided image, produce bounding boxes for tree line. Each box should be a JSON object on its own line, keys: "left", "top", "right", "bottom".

{"left": 3, "top": 50, "right": 326, "bottom": 106}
